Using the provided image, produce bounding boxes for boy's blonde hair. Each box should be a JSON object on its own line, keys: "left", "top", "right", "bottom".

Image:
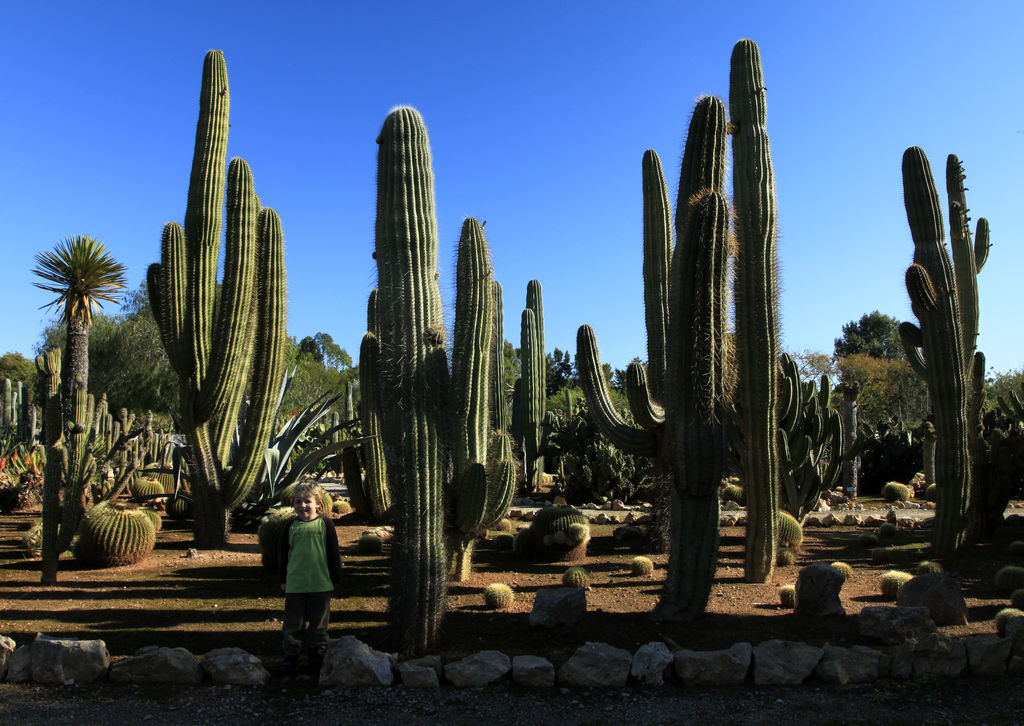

{"left": 291, "top": 482, "right": 324, "bottom": 508}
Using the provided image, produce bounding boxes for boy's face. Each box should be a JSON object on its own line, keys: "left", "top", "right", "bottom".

{"left": 294, "top": 493, "right": 319, "bottom": 522}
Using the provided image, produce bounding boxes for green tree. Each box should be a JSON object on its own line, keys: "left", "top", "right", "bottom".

{"left": 787, "top": 349, "right": 838, "bottom": 382}
{"left": 280, "top": 335, "right": 357, "bottom": 418}
{"left": 834, "top": 311, "right": 903, "bottom": 360}
{"left": 986, "top": 367, "right": 1024, "bottom": 412}
{"left": 0, "top": 352, "right": 36, "bottom": 385}
{"left": 836, "top": 353, "right": 928, "bottom": 426}
{"left": 545, "top": 347, "right": 575, "bottom": 397}
{"left": 31, "top": 235, "right": 127, "bottom": 425}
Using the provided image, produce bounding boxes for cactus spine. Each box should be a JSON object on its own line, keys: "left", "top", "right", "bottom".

{"left": 147, "top": 50, "right": 287, "bottom": 547}
{"left": 577, "top": 93, "right": 730, "bottom": 619}
{"left": 731, "top": 39, "right": 781, "bottom": 583}
{"left": 898, "top": 148, "right": 990, "bottom": 554}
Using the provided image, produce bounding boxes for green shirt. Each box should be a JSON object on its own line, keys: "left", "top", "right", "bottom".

{"left": 285, "top": 517, "right": 333, "bottom": 594}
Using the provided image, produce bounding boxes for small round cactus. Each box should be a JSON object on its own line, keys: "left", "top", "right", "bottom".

{"left": 21, "top": 519, "right": 42, "bottom": 557}
{"left": 357, "top": 533, "right": 384, "bottom": 554}
{"left": 777, "top": 510, "right": 803, "bottom": 550}
{"left": 995, "top": 565, "right": 1024, "bottom": 593}
{"left": 830, "top": 561, "right": 853, "bottom": 579}
{"left": 493, "top": 534, "right": 514, "bottom": 550}
{"left": 1010, "top": 588, "right": 1024, "bottom": 610}
{"left": 995, "top": 607, "right": 1024, "bottom": 636}
{"left": 779, "top": 584, "right": 797, "bottom": 609}
{"left": 1008, "top": 541, "right": 1024, "bottom": 556}
{"left": 140, "top": 506, "right": 163, "bottom": 533}
{"left": 131, "top": 477, "right": 165, "bottom": 499}
{"left": 76, "top": 501, "right": 156, "bottom": 568}
{"left": 630, "top": 556, "right": 655, "bottom": 576}
{"left": 859, "top": 532, "right": 879, "bottom": 547}
{"left": 562, "top": 566, "right": 591, "bottom": 589}
{"left": 917, "top": 560, "right": 943, "bottom": 575}
{"left": 166, "top": 493, "right": 193, "bottom": 520}
{"left": 924, "top": 483, "right": 937, "bottom": 502}
{"left": 332, "top": 499, "right": 353, "bottom": 517}
{"left": 871, "top": 547, "right": 893, "bottom": 565}
{"left": 881, "top": 482, "right": 911, "bottom": 502}
{"left": 878, "top": 522, "right": 898, "bottom": 539}
{"left": 495, "top": 518, "right": 514, "bottom": 532}
{"left": 722, "top": 483, "right": 746, "bottom": 505}
{"left": 880, "top": 570, "right": 913, "bottom": 600}
{"left": 776, "top": 547, "right": 796, "bottom": 566}
{"left": 483, "top": 583, "right": 515, "bottom": 610}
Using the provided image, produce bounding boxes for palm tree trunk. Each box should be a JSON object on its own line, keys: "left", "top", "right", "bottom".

{"left": 62, "top": 317, "right": 90, "bottom": 427}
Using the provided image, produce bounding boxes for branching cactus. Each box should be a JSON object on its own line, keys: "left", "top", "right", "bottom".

{"left": 577, "top": 92, "right": 731, "bottom": 619}
{"left": 373, "top": 108, "right": 514, "bottom": 653}
{"left": 731, "top": 39, "right": 781, "bottom": 583}
{"left": 147, "top": 50, "right": 287, "bottom": 548}
{"left": 898, "top": 147, "right": 990, "bottom": 554}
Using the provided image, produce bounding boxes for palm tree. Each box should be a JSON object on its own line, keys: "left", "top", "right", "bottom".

{"left": 32, "top": 235, "right": 127, "bottom": 426}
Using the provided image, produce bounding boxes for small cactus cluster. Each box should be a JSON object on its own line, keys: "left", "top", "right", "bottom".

{"left": 881, "top": 482, "right": 911, "bottom": 502}
{"left": 75, "top": 501, "right": 156, "bottom": 568}
{"left": 880, "top": 570, "right": 914, "bottom": 600}
{"left": 517, "top": 506, "right": 590, "bottom": 561}
{"left": 562, "top": 566, "right": 591, "bottom": 588}
{"left": 482, "top": 583, "right": 515, "bottom": 610}
{"left": 995, "top": 565, "right": 1024, "bottom": 593}
{"left": 779, "top": 584, "right": 797, "bottom": 609}
{"left": 776, "top": 511, "right": 803, "bottom": 550}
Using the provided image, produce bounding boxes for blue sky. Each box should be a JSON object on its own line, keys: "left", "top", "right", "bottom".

{"left": 3, "top": 1, "right": 1023, "bottom": 379}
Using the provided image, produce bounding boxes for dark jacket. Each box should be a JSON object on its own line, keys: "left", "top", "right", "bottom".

{"left": 278, "top": 514, "right": 344, "bottom": 587}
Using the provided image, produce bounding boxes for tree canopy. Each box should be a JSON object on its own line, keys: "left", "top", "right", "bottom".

{"left": 834, "top": 311, "right": 903, "bottom": 360}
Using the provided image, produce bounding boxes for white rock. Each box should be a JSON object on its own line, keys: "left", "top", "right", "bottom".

{"left": 320, "top": 636, "right": 393, "bottom": 686}
{"left": 31, "top": 634, "right": 110, "bottom": 684}
{"left": 673, "top": 643, "right": 751, "bottom": 685}
{"left": 444, "top": 650, "right": 510, "bottom": 687}
{"left": 512, "top": 655, "right": 555, "bottom": 687}
{"left": 109, "top": 646, "right": 201, "bottom": 684}
{"left": 557, "top": 642, "right": 632, "bottom": 688}
{"left": 396, "top": 662, "right": 439, "bottom": 688}
{"left": 6, "top": 645, "right": 31, "bottom": 682}
{"left": 965, "top": 633, "right": 1011, "bottom": 676}
{"left": 630, "top": 641, "right": 673, "bottom": 685}
{"left": 814, "top": 643, "right": 891, "bottom": 684}
{"left": 752, "top": 640, "right": 823, "bottom": 685}
{"left": 200, "top": 647, "right": 270, "bottom": 687}
{"left": 0, "top": 635, "right": 14, "bottom": 681}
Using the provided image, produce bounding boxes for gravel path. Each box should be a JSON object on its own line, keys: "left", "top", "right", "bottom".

{"left": 3, "top": 678, "right": 1023, "bottom": 725}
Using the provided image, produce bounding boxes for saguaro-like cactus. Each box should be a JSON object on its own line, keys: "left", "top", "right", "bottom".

{"left": 351, "top": 290, "right": 391, "bottom": 522}
{"left": 898, "top": 148, "right": 990, "bottom": 554}
{"left": 520, "top": 280, "right": 546, "bottom": 489}
{"left": 577, "top": 93, "right": 730, "bottom": 619}
{"left": 731, "top": 39, "right": 781, "bottom": 583}
{"left": 148, "top": 50, "right": 287, "bottom": 548}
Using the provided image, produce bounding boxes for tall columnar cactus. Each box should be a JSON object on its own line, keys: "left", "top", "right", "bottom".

{"left": 353, "top": 291, "right": 391, "bottom": 522}
{"left": 374, "top": 109, "right": 515, "bottom": 652}
{"left": 898, "top": 148, "right": 990, "bottom": 553}
{"left": 731, "top": 39, "right": 781, "bottom": 583}
{"left": 520, "top": 280, "right": 546, "bottom": 489}
{"left": 491, "top": 281, "right": 509, "bottom": 433}
{"left": 37, "top": 349, "right": 96, "bottom": 584}
{"left": 147, "top": 50, "right": 287, "bottom": 548}
{"left": 577, "top": 93, "right": 730, "bottom": 619}
{"left": 839, "top": 382, "right": 860, "bottom": 497}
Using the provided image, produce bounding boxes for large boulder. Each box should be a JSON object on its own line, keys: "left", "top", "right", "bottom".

{"left": 31, "top": 634, "right": 110, "bottom": 684}
{"left": 397, "top": 654, "right": 442, "bottom": 688}
{"left": 109, "top": 646, "right": 201, "bottom": 684}
{"left": 795, "top": 562, "right": 846, "bottom": 617}
{"left": 6, "top": 645, "right": 31, "bottom": 682}
{"left": 673, "top": 643, "right": 751, "bottom": 686}
{"left": 814, "top": 643, "right": 891, "bottom": 684}
{"left": 320, "top": 636, "right": 393, "bottom": 686}
{"left": 557, "top": 642, "right": 632, "bottom": 688}
{"left": 891, "top": 633, "right": 967, "bottom": 678}
{"left": 858, "top": 606, "right": 936, "bottom": 644}
{"left": 444, "top": 650, "right": 511, "bottom": 687}
{"left": 752, "top": 640, "right": 823, "bottom": 686}
{"left": 529, "top": 587, "right": 586, "bottom": 628}
{"left": 512, "top": 655, "right": 555, "bottom": 687}
{"left": 896, "top": 573, "right": 969, "bottom": 626}
{"left": 200, "top": 647, "right": 270, "bottom": 687}
{"left": 630, "top": 641, "right": 673, "bottom": 686}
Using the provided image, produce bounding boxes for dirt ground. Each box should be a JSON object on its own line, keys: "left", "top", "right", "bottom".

{"left": 2, "top": 504, "right": 1021, "bottom": 667}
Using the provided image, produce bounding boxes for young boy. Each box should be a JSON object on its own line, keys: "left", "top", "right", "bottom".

{"left": 278, "top": 482, "right": 343, "bottom": 674}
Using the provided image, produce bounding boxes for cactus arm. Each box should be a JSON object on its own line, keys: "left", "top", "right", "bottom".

{"left": 898, "top": 321, "right": 928, "bottom": 378}
{"left": 730, "top": 39, "right": 780, "bottom": 583}
{"left": 625, "top": 362, "right": 665, "bottom": 430}
{"left": 642, "top": 149, "right": 671, "bottom": 402}
{"left": 148, "top": 224, "right": 190, "bottom": 381}
{"left": 358, "top": 331, "right": 391, "bottom": 521}
{"left": 974, "top": 217, "right": 990, "bottom": 272}
{"left": 576, "top": 324, "right": 657, "bottom": 457}
{"left": 491, "top": 280, "right": 509, "bottom": 433}
{"left": 196, "top": 158, "right": 260, "bottom": 432}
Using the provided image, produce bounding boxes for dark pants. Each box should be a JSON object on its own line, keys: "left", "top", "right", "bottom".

{"left": 282, "top": 591, "right": 332, "bottom": 658}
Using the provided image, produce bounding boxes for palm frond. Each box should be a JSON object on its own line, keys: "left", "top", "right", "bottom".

{"left": 32, "top": 235, "right": 128, "bottom": 323}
